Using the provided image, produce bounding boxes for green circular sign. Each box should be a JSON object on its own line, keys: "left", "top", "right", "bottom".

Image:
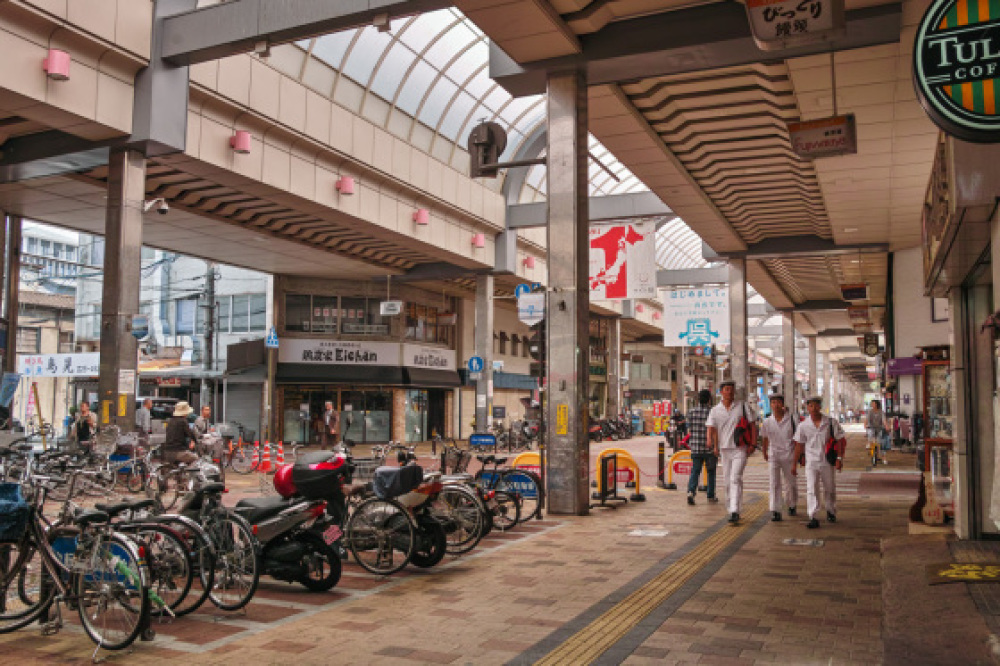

{"left": 914, "top": 0, "right": 1000, "bottom": 142}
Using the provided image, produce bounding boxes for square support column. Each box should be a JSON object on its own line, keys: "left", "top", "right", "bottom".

{"left": 607, "top": 317, "right": 621, "bottom": 417}
{"left": 545, "top": 69, "right": 590, "bottom": 516}
{"left": 474, "top": 274, "right": 494, "bottom": 433}
{"left": 807, "top": 335, "right": 817, "bottom": 405}
{"left": 97, "top": 149, "right": 146, "bottom": 432}
{"left": 3, "top": 216, "right": 20, "bottom": 374}
{"left": 821, "top": 352, "right": 830, "bottom": 412}
{"left": 728, "top": 258, "right": 748, "bottom": 401}
{"left": 782, "top": 311, "right": 795, "bottom": 405}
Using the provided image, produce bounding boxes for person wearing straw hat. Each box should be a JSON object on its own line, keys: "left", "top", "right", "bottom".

{"left": 162, "top": 401, "right": 198, "bottom": 465}
{"left": 793, "top": 395, "right": 846, "bottom": 529}
{"left": 706, "top": 379, "right": 755, "bottom": 524}
{"left": 761, "top": 393, "right": 798, "bottom": 522}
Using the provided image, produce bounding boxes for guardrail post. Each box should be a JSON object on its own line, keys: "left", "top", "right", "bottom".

{"left": 657, "top": 440, "right": 667, "bottom": 489}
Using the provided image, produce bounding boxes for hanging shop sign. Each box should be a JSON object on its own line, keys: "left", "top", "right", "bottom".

{"left": 662, "top": 287, "right": 730, "bottom": 348}
{"left": 888, "top": 357, "right": 924, "bottom": 376}
{"left": 589, "top": 221, "right": 656, "bottom": 300}
{"left": 379, "top": 300, "right": 403, "bottom": 316}
{"left": 840, "top": 283, "right": 869, "bottom": 301}
{"left": 18, "top": 353, "right": 99, "bottom": 377}
{"left": 863, "top": 333, "right": 879, "bottom": 357}
{"left": 278, "top": 339, "right": 400, "bottom": 366}
{"left": 402, "top": 343, "right": 456, "bottom": 370}
{"left": 517, "top": 292, "right": 545, "bottom": 326}
{"left": 914, "top": 0, "right": 1000, "bottom": 142}
{"left": 787, "top": 114, "right": 857, "bottom": 158}
{"left": 745, "top": 0, "right": 845, "bottom": 50}
{"left": 847, "top": 305, "right": 870, "bottom": 323}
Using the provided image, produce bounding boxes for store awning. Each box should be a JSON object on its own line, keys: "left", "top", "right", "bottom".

{"left": 404, "top": 368, "right": 462, "bottom": 388}
{"left": 277, "top": 364, "right": 405, "bottom": 385}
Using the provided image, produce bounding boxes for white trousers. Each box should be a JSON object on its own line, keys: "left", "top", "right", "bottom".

{"left": 768, "top": 450, "right": 798, "bottom": 512}
{"left": 721, "top": 448, "right": 748, "bottom": 515}
{"left": 805, "top": 461, "right": 836, "bottom": 519}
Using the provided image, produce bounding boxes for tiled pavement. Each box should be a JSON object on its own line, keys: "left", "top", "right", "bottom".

{"left": 0, "top": 429, "right": 994, "bottom": 664}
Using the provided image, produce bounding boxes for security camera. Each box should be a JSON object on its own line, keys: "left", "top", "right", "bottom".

{"left": 143, "top": 198, "right": 169, "bottom": 215}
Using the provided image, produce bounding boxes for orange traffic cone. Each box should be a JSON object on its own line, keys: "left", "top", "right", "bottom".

{"left": 277, "top": 441, "right": 285, "bottom": 465}
{"left": 260, "top": 442, "right": 272, "bottom": 472}
{"left": 251, "top": 441, "right": 259, "bottom": 467}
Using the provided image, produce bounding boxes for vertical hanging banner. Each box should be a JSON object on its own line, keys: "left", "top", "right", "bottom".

{"left": 589, "top": 221, "right": 656, "bottom": 300}
{"left": 662, "top": 288, "right": 731, "bottom": 348}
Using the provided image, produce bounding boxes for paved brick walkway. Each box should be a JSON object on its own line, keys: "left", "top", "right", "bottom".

{"left": 0, "top": 430, "right": 994, "bottom": 664}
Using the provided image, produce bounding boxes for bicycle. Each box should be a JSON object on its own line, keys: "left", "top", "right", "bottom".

{"left": 0, "top": 474, "right": 153, "bottom": 655}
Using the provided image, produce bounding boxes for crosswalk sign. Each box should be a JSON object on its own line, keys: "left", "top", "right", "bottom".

{"left": 265, "top": 327, "right": 279, "bottom": 349}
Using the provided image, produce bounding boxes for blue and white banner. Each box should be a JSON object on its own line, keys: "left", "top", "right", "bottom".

{"left": 661, "top": 287, "right": 730, "bottom": 348}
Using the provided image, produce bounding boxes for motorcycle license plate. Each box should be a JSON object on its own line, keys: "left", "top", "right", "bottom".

{"left": 322, "top": 524, "right": 343, "bottom": 545}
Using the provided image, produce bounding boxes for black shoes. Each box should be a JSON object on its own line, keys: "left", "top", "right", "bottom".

{"left": 687, "top": 493, "right": 695, "bottom": 506}
{"left": 771, "top": 511, "right": 782, "bottom": 522}
{"left": 788, "top": 507, "right": 797, "bottom": 516}
{"left": 827, "top": 511, "right": 837, "bottom": 523}
{"left": 728, "top": 512, "right": 740, "bottom": 524}
{"left": 806, "top": 519, "right": 820, "bottom": 529}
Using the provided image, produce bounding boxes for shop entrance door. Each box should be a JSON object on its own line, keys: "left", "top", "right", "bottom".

{"left": 427, "top": 390, "right": 446, "bottom": 440}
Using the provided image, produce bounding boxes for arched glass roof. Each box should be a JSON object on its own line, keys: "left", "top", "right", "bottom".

{"left": 655, "top": 217, "right": 709, "bottom": 271}
{"left": 278, "top": 8, "right": 647, "bottom": 199}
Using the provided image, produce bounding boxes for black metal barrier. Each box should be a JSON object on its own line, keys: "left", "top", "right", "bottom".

{"left": 591, "top": 452, "right": 628, "bottom": 509}
{"left": 657, "top": 440, "right": 667, "bottom": 489}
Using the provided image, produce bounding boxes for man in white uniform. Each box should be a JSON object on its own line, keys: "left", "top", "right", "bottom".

{"left": 707, "top": 379, "right": 755, "bottom": 524}
{"left": 761, "top": 393, "right": 797, "bottom": 522}
{"left": 793, "top": 395, "right": 847, "bottom": 529}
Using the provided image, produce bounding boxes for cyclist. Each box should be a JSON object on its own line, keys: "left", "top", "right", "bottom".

{"left": 864, "top": 399, "right": 886, "bottom": 465}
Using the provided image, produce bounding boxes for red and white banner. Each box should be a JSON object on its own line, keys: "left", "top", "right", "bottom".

{"left": 589, "top": 221, "right": 656, "bottom": 300}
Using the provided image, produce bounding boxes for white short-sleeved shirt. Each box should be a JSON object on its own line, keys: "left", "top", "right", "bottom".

{"left": 706, "top": 401, "right": 752, "bottom": 450}
{"left": 761, "top": 413, "right": 795, "bottom": 457}
{"left": 793, "top": 415, "right": 845, "bottom": 464}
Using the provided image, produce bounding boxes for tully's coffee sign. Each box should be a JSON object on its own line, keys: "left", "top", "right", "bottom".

{"left": 914, "top": 0, "right": 1000, "bottom": 141}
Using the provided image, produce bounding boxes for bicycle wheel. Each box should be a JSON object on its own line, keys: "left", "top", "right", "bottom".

{"left": 153, "top": 516, "right": 215, "bottom": 617}
{"left": 149, "top": 469, "right": 181, "bottom": 512}
{"left": 204, "top": 512, "right": 260, "bottom": 611}
{"left": 124, "top": 525, "right": 193, "bottom": 616}
{"left": 410, "top": 517, "right": 448, "bottom": 568}
{"left": 499, "top": 470, "right": 542, "bottom": 524}
{"left": 0, "top": 532, "right": 54, "bottom": 633}
{"left": 491, "top": 489, "right": 521, "bottom": 531}
{"left": 347, "top": 498, "right": 413, "bottom": 575}
{"left": 127, "top": 462, "right": 147, "bottom": 494}
{"left": 433, "top": 486, "right": 484, "bottom": 555}
{"left": 76, "top": 533, "right": 150, "bottom": 651}
{"left": 229, "top": 445, "right": 257, "bottom": 475}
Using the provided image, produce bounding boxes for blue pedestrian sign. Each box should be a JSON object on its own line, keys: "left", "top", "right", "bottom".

{"left": 515, "top": 283, "right": 531, "bottom": 299}
{"left": 265, "top": 327, "right": 279, "bottom": 349}
{"left": 467, "top": 356, "right": 484, "bottom": 373}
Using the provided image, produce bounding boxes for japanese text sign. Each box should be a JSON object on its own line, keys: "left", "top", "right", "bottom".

{"left": 745, "top": 0, "right": 844, "bottom": 50}
{"left": 662, "top": 288, "right": 730, "bottom": 348}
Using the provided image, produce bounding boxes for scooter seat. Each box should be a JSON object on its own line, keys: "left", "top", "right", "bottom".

{"left": 234, "top": 496, "right": 292, "bottom": 523}
{"left": 475, "top": 455, "right": 494, "bottom": 464}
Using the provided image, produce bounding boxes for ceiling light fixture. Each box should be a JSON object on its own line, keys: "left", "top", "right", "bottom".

{"left": 43, "top": 49, "right": 70, "bottom": 80}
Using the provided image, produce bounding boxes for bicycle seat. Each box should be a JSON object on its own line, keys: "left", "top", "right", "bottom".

{"left": 75, "top": 510, "right": 110, "bottom": 528}
{"left": 95, "top": 501, "right": 133, "bottom": 517}
{"left": 197, "top": 482, "right": 226, "bottom": 495}
{"left": 476, "top": 455, "right": 494, "bottom": 464}
{"left": 494, "top": 457, "right": 508, "bottom": 465}
{"left": 234, "top": 496, "right": 292, "bottom": 523}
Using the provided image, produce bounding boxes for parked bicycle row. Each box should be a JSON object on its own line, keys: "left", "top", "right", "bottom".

{"left": 0, "top": 429, "right": 548, "bottom": 657}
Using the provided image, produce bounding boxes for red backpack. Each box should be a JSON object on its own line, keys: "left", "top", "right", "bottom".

{"left": 734, "top": 404, "right": 757, "bottom": 454}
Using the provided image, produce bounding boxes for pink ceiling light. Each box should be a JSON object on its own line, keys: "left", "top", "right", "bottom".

{"left": 413, "top": 208, "right": 429, "bottom": 225}
{"left": 229, "top": 130, "right": 251, "bottom": 154}
{"left": 636, "top": 304, "right": 645, "bottom": 313}
{"left": 472, "top": 233, "right": 486, "bottom": 248}
{"left": 524, "top": 256, "right": 536, "bottom": 269}
{"left": 652, "top": 311, "right": 661, "bottom": 321}
{"left": 43, "top": 49, "right": 70, "bottom": 80}
{"left": 335, "top": 176, "right": 355, "bottom": 195}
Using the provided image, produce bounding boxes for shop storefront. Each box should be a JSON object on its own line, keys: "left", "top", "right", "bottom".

{"left": 276, "top": 339, "right": 459, "bottom": 444}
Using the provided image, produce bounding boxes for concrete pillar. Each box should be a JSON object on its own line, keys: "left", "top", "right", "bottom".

{"left": 545, "top": 69, "right": 590, "bottom": 516}
{"left": 474, "top": 274, "right": 494, "bottom": 433}
{"left": 822, "top": 352, "right": 830, "bottom": 413}
{"left": 782, "top": 311, "right": 795, "bottom": 406}
{"left": 607, "top": 317, "right": 621, "bottom": 416}
{"left": 97, "top": 149, "right": 145, "bottom": 432}
{"left": 728, "top": 258, "right": 748, "bottom": 401}
{"left": 808, "top": 335, "right": 817, "bottom": 401}
{"left": 3, "top": 216, "right": 20, "bottom": 374}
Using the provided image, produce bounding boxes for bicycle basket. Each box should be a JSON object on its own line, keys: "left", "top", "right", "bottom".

{"left": 92, "top": 427, "right": 119, "bottom": 456}
{"left": 351, "top": 456, "right": 385, "bottom": 482}
{"left": 0, "top": 483, "right": 29, "bottom": 543}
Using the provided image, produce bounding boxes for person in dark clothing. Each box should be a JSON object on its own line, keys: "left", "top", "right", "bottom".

{"left": 686, "top": 389, "right": 717, "bottom": 505}
{"left": 69, "top": 402, "right": 97, "bottom": 451}
{"left": 162, "top": 401, "right": 198, "bottom": 465}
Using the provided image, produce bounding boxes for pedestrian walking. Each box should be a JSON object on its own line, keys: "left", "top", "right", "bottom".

{"left": 706, "top": 379, "right": 755, "bottom": 524}
{"left": 761, "top": 393, "right": 797, "bottom": 521}
{"left": 135, "top": 398, "right": 152, "bottom": 435}
{"left": 685, "top": 389, "right": 717, "bottom": 505}
{"left": 322, "top": 401, "right": 340, "bottom": 448}
{"left": 865, "top": 399, "right": 887, "bottom": 454}
{"left": 792, "top": 396, "right": 847, "bottom": 529}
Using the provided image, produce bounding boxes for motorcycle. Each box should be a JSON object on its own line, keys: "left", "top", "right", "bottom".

{"left": 385, "top": 450, "right": 450, "bottom": 568}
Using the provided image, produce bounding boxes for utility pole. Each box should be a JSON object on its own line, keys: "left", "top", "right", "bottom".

{"left": 201, "top": 261, "right": 216, "bottom": 410}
